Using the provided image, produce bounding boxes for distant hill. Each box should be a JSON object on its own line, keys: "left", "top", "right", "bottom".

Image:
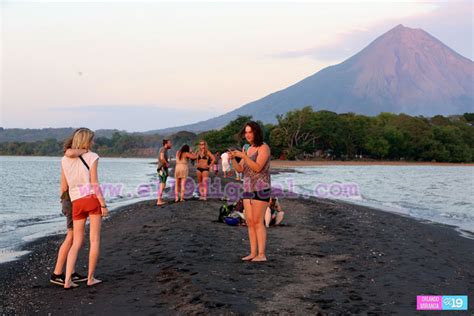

{"left": 148, "top": 24, "right": 474, "bottom": 135}
{"left": 0, "top": 128, "right": 127, "bottom": 143}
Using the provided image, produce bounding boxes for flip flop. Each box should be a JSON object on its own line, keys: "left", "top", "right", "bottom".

{"left": 251, "top": 257, "right": 267, "bottom": 262}
{"left": 87, "top": 279, "right": 103, "bottom": 287}
{"left": 64, "top": 282, "right": 79, "bottom": 290}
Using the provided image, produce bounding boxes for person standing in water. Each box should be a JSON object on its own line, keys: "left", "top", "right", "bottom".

{"left": 195, "top": 140, "right": 215, "bottom": 200}
{"left": 174, "top": 144, "right": 197, "bottom": 202}
{"left": 157, "top": 139, "right": 172, "bottom": 206}
{"left": 229, "top": 121, "right": 271, "bottom": 262}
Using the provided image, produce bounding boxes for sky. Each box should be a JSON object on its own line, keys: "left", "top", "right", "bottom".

{"left": 1, "top": 0, "right": 473, "bottom": 132}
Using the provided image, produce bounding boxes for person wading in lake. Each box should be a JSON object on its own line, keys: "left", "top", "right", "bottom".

{"left": 229, "top": 121, "right": 271, "bottom": 262}
{"left": 157, "top": 139, "right": 172, "bottom": 206}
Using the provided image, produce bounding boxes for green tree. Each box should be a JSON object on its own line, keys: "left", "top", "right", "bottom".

{"left": 463, "top": 112, "right": 474, "bottom": 123}
{"left": 273, "top": 106, "right": 319, "bottom": 159}
{"left": 339, "top": 113, "right": 371, "bottom": 158}
{"left": 200, "top": 115, "right": 253, "bottom": 152}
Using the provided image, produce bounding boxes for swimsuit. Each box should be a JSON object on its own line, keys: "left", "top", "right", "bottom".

{"left": 158, "top": 166, "right": 168, "bottom": 183}
{"left": 197, "top": 153, "right": 211, "bottom": 173}
{"left": 242, "top": 146, "right": 271, "bottom": 202}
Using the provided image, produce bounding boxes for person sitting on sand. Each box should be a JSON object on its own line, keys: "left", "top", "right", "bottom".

{"left": 61, "top": 128, "right": 108, "bottom": 288}
{"left": 264, "top": 197, "right": 284, "bottom": 227}
{"left": 229, "top": 121, "right": 271, "bottom": 262}
{"left": 50, "top": 132, "right": 90, "bottom": 286}
{"left": 157, "top": 139, "right": 172, "bottom": 206}
{"left": 174, "top": 144, "right": 198, "bottom": 202}
{"left": 195, "top": 140, "right": 215, "bottom": 201}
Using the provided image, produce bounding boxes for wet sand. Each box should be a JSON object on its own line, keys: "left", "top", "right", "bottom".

{"left": 1, "top": 173, "right": 473, "bottom": 314}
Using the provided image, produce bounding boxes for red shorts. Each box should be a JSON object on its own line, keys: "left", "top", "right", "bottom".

{"left": 72, "top": 194, "right": 101, "bottom": 220}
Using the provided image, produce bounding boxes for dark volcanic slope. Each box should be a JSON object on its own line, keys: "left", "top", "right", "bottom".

{"left": 151, "top": 24, "right": 474, "bottom": 134}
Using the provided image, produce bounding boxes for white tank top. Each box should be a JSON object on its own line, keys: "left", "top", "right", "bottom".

{"left": 61, "top": 151, "right": 99, "bottom": 201}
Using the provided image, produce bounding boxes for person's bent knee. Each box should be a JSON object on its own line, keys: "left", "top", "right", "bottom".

{"left": 64, "top": 230, "right": 74, "bottom": 242}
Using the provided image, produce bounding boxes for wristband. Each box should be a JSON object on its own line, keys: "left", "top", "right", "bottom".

{"left": 101, "top": 205, "right": 107, "bottom": 208}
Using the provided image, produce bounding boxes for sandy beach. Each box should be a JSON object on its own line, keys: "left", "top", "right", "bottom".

{"left": 1, "top": 171, "right": 473, "bottom": 315}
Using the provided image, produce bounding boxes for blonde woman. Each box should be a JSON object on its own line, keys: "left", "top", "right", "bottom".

{"left": 195, "top": 140, "right": 215, "bottom": 200}
{"left": 50, "top": 132, "right": 89, "bottom": 286}
{"left": 61, "top": 128, "right": 108, "bottom": 288}
{"left": 174, "top": 144, "right": 197, "bottom": 202}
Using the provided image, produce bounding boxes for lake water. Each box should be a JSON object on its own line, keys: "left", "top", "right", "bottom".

{"left": 0, "top": 156, "right": 160, "bottom": 263}
{"left": 1, "top": 156, "right": 473, "bottom": 263}
{"left": 272, "top": 165, "right": 474, "bottom": 238}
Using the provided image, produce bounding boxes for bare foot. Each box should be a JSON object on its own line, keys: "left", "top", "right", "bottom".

{"left": 241, "top": 254, "right": 257, "bottom": 261}
{"left": 64, "top": 281, "right": 79, "bottom": 289}
{"left": 87, "top": 278, "right": 103, "bottom": 287}
{"left": 157, "top": 201, "right": 167, "bottom": 206}
{"left": 251, "top": 255, "right": 267, "bottom": 262}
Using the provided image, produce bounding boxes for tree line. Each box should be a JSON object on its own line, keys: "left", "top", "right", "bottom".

{"left": 1, "top": 109, "right": 473, "bottom": 162}
{"left": 264, "top": 108, "right": 474, "bottom": 162}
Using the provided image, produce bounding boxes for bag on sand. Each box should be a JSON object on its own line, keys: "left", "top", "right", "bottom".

{"left": 218, "top": 204, "right": 232, "bottom": 222}
{"left": 218, "top": 199, "right": 245, "bottom": 223}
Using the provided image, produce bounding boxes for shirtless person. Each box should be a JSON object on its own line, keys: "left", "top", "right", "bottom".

{"left": 157, "top": 139, "right": 172, "bottom": 206}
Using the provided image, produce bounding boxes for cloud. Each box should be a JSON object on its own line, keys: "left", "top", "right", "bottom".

{"left": 272, "top": 26, "right": 376, "bottom": 61}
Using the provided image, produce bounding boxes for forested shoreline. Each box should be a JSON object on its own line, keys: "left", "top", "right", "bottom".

{"left": 1, "top": 109, "right": 473, "bottom": 163}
